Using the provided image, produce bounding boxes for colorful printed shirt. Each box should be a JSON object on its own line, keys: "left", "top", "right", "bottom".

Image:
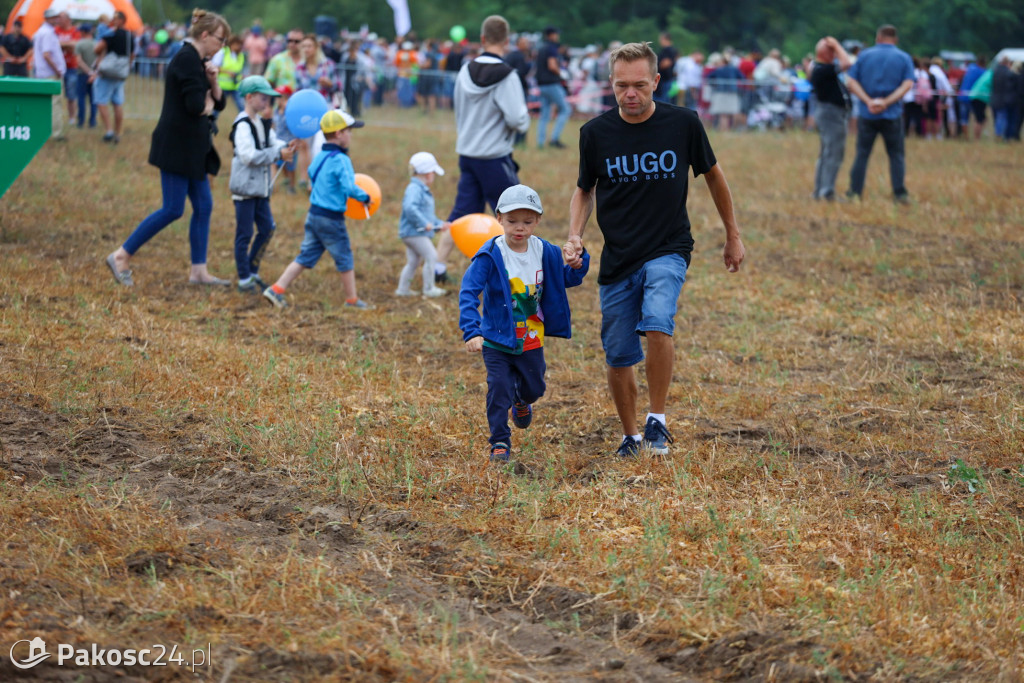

{"left": 484, "top": 236, "right": 545, "bottom": 353}
{"left": 265, "top": 51, "right": 298, "bottom": 89}
{"left": 296, "top": 57, "right": 340, "bottom": 99}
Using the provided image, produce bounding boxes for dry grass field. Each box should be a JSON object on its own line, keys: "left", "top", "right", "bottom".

{"left": 2, "top": 105, "right": 1023, "bottom": 682}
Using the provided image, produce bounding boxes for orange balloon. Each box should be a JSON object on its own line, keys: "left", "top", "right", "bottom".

{"left": 451, "top": 213, "right": 503, "bottom": 258}
{"left": 345, "top": 173, "right": 382, "bottom": 220}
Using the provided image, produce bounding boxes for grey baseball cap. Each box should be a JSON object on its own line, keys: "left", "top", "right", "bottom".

{"left": 496, "top": 184, "right": 543, "bottom": 215}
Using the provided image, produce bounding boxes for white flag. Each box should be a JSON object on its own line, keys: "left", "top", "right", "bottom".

{"left": 385, "top": 0, "right": 411, "bottom": 37}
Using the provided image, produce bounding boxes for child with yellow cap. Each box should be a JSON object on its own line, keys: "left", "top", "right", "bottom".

{"left": 263, "top": 110, "right": 373, "bottom": 309}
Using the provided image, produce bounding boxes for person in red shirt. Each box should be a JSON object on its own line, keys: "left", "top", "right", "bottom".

{"left": 738, "top": 51, "right": 757, "bottom": 80}
{"left": 737, "top": 51, "right": 757, "bottom": 115}
{"left": 55, "top": 12, "right": 81, "bottom": 124}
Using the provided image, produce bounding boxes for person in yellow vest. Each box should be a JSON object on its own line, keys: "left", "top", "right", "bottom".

{"left": 219, "top": 35, "right": 246, "bottom": 111}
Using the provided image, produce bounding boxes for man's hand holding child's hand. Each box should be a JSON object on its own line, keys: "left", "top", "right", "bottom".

{"left": 563, "top": 235, "right": 584, "bottom": 269}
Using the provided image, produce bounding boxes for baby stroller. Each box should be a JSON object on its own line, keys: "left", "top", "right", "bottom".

{"left": 747, "top": 83, "right": 789, "bottom": 130}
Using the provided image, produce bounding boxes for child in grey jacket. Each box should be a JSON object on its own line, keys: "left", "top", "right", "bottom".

{"left": 229, "top": 75, "right": 296, "bottom": 292}
{"left": 395, "top": 152, "right": 451, "bottom": 298}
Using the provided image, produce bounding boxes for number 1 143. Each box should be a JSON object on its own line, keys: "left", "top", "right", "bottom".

{"left": 1, "top": 125, "right": 31, "bottom": 140}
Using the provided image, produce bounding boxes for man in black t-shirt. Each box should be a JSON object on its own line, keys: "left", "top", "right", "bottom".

{"left": 564, "top": 41, "right": 745, "bottom": 458}
{"left": 654, "top": 32, "right": 678, "bottom": 103}
{"left": 534, "top": 27, "right": 569, "bottom": 149}
{"left": 504, "top": 35, "right": 533, "bottom": 147}
{"left": 810, "top": 36, "right": 852, "bottom": 200}
{"left": 1, "top": 20, "right": 33, "bottom": 76}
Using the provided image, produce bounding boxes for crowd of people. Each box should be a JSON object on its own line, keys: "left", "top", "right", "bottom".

{"left": 5, "top": 13, "right": 1023, "bottom": 145}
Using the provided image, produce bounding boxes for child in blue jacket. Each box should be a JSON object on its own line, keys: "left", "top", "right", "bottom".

{"left": 263, "top": 110, "right": 372, "bottom": 309}
{"left": 395, "top": 151, "right": 451, "bottom": 298}
{"left": 459, "top": 184, "right": 589, "bottom": 463}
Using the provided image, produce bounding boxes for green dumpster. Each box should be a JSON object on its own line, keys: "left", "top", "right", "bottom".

{"left": 0, "top": 77, "right": 62, "bottom": 199}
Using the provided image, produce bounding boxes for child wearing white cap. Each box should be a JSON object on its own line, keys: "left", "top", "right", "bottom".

{"left": 459, "top": 184, "right": 590, "bottom": 465}
{"left": 395, "top": 152, "right": 451, "bottom": 298}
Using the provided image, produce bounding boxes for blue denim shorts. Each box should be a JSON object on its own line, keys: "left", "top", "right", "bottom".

{"left": 93, "top": 77, "right": 125, "bottom": 106}
{"left": 599, "top": 253, "right": 688, "bottom": 367}
{"left": 296, "top": 212, "right": 353, "bottom": 272}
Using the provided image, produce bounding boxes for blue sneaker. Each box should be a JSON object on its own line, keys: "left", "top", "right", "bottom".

{"left": 489, "top": 443, "right": 511, "bottom": 462}
{"left": 615, "top": 436, "right": 641, "bottom": 458}
{"left": 345, "top": 298, "right": 375, "bottom": 310}
{"left": 511, "top": 402, "right": 532, "bottom": 429}
{"left": 642, "top": 417, "right": 673, "bottom": 455}
{"left": 262, "top": 286, "right": 287, "bottom": 308}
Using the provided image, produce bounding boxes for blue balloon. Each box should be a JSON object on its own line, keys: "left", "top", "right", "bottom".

{"left": 285, "top": 89, "right": 329, "bottom": 138}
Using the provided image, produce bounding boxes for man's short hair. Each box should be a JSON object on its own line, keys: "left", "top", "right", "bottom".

{"left": 877, "top": 25, "right": 898, "bottom": 40}
{"left": 609, "top": 41, "right": 657, "bottom": 77}
{"left": 481, "top": 15, "right": 509, "bottom": 46}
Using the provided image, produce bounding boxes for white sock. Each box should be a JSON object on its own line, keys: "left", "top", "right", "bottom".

{"left": 238, "top": 275, "right": 254, "bottom": 286}
{"left": 624, "top": 434, "right": 641, "bottom": 442}
{"left": 434, "top": 263, "right": 447, "bottom": 275}
{"left": 646, "top": 413, "right": 666, "bottom": 426}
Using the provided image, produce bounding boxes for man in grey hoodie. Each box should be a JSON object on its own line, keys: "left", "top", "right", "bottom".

{"left": 434, "top": 15, "right": 530, "bottom": 284}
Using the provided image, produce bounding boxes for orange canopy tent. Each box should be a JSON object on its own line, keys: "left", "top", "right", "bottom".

{"left": 6, "top": 0, "right": 144, "bottom": 37}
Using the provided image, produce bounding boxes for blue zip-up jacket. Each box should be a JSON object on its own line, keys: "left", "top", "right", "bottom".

{"left": 459, "top": 236, "right": 590, "bottom": 349}
{"left": 398, "top": 177, "right": 444, "bottom": 238}
{"left": 308, "top": 143, "right": 369, "bottom": 218}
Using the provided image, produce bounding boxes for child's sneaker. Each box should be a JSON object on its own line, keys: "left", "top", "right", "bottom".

{"left": 345, "top": 299, "right": 375, "bottom": 310}
{"left": 238, "top": 278, "right": 258, "bottom": 293}
{"left": 252, "top": 274, "right": 267, "bottom": 289}
{"left": 422, "top": 286, "right": 447, "bottom": 298}
{"left": 615, "top": 436, "right": 641, "bottom": 458}
{"left": 489, "top": 443, "right": 511, "bottom": 462}
{"left": 641, "top": 417, "right": 673, "bottom": 456}
{"left": 263, "top": 286, "right": 287, "bottom": 308}
{"left": 393, "top": 289, "right": 416, "bottom": 297}
{"left": 511, "top": 402, "right": 532, "bottom": 429}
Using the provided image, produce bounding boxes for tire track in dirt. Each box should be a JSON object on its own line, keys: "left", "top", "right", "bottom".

{"left": 1, "top": 395, "right": 693, "bottom": 682}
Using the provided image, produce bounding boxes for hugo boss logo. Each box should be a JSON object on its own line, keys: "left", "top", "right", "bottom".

{"left": 604, "top": 151, "right": 678, "bottom": 182}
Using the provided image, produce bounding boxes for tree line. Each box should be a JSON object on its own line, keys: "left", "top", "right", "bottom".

{"left": 5, "top": 0, "right": 1020, "bottom": 59}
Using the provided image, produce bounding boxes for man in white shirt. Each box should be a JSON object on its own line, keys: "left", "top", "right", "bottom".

{"left": 674, "top": 51, "right": 704, "bottom": 109}
{"left": 33, "top": 8, "right": 68, "bottom": 140}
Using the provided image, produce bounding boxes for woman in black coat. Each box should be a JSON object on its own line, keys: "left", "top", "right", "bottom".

{"left": 106, "top": 9, "right": 231, "bottom": 286}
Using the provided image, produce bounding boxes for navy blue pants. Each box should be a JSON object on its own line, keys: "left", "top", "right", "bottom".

{"left": 482, "top": 346, "right": 546, "bottom": 446}
{"left": 447, "top": 154, "right": 519, "bottom": 222}
{"left": 234, "top": 197, "right": 275, "bottom": 280}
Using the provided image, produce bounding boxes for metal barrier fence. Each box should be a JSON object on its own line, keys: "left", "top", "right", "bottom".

{"left": 121, "top": 60, "right": 971, "bottom": 125}
{"left": 123, "top": 58, "right": 467, "bottom": 120}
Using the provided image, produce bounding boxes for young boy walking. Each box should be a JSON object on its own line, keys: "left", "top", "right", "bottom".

{"left": 229, "top": 75, "right": 296, "bottom": 292}
{"left": 459, "top": 184, "right": 589, "bottom": 463}
{"left": 263, "top": 110, "right": 373, "bottom": 309}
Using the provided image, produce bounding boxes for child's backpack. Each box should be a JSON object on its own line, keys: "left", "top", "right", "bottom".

{"left": 229, "top": 116, "right": 273, "bottom": 151}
